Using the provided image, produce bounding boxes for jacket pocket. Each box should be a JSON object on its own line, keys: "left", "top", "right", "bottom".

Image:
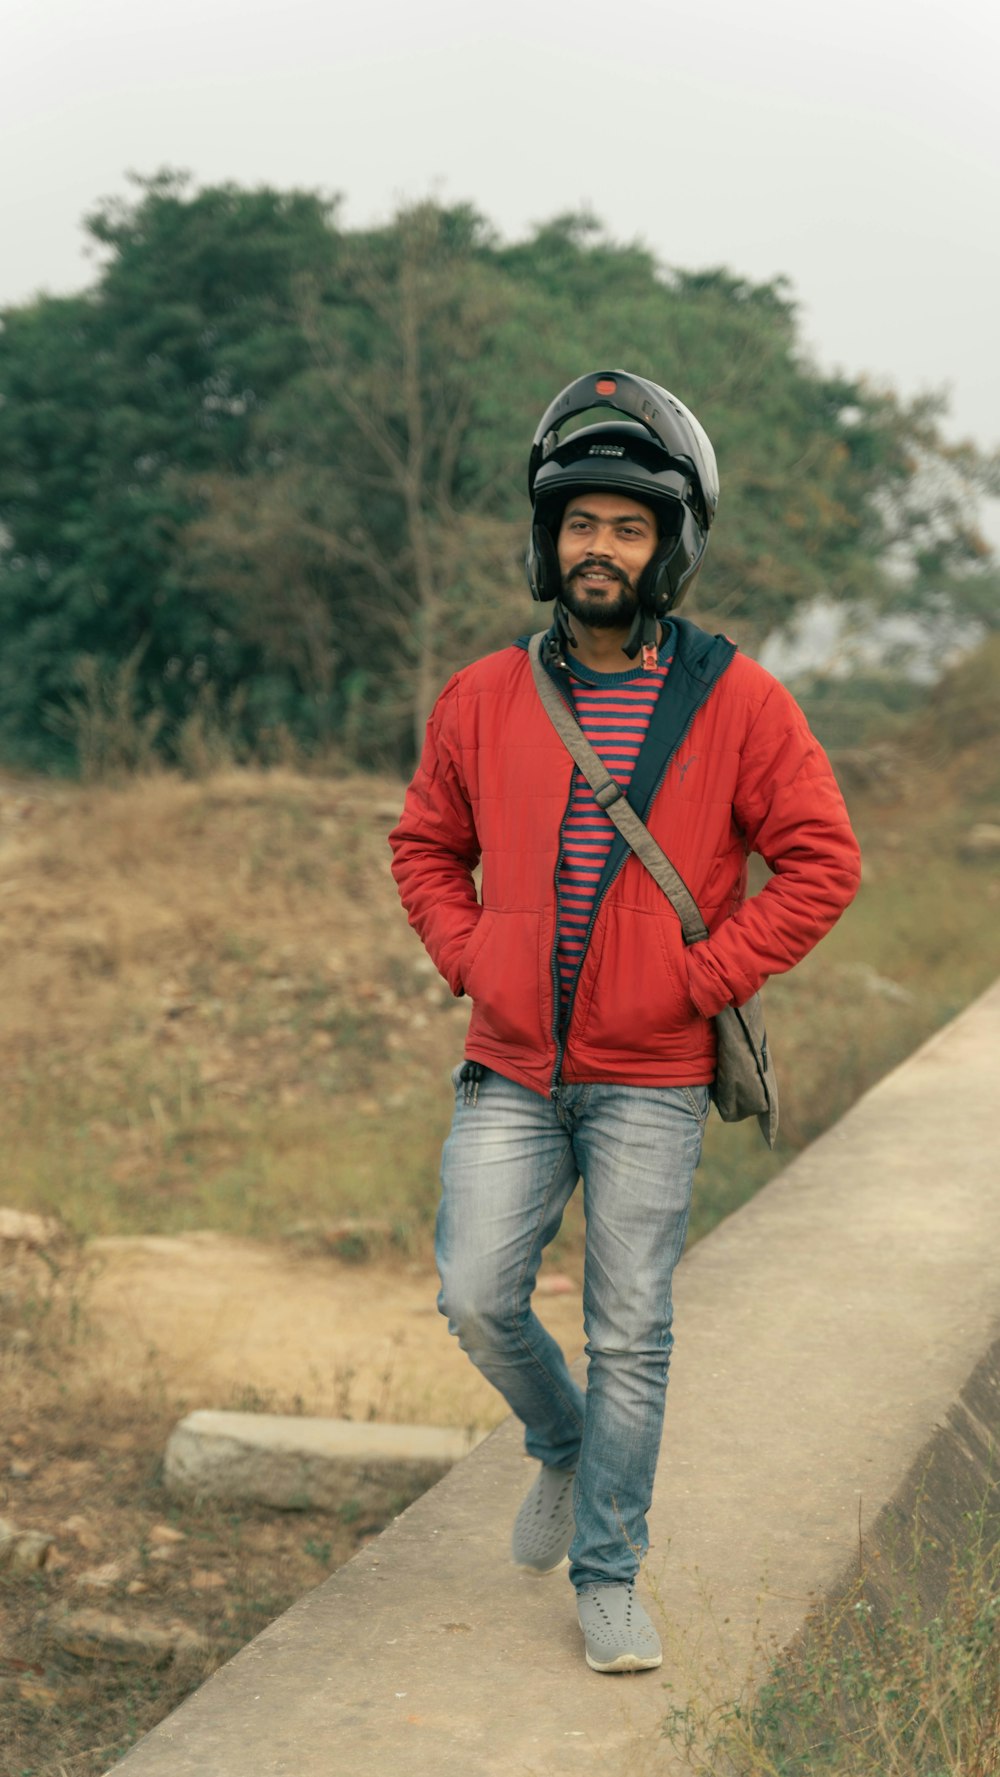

{"left": 575, "top": 904, "right": 701, "bottom": 1055}
{"left": 464, "top": 910, "right": 546, "bottom": 1051}
{"left": 458, "top": 911, "right": 490, "bottom": 989}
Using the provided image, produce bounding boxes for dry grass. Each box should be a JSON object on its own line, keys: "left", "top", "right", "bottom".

{"left": 0, "top": 1240, "right": 403, "bottom": 1777}
{"left": 1, "top": 731, "right": 998, "bottom": 1256}
{"left": 0, "top": 768, "right": 463, "bottom": 1244}
{"left": 663, "top": 1538, "right": 1000, "bottom": 1777}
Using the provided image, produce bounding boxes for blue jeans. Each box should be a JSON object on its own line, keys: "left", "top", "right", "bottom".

{"left": 436, "top": 1066, "right": 708, "bottom": 1590}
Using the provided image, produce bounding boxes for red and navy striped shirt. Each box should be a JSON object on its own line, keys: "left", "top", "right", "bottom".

{"left": 555, "top": 641, "right": 673, "bottom": 1023}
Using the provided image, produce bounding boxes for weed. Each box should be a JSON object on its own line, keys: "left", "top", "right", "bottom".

{"left": 330, "top": 1365, "right": 358, "bottom": 1418}
{"left": 228, "top": 1383, "right": 279, "bottom": 1415}
{"left": 330, "top": 1229, "right": 370, "bottom": 1263}
{"left": 43, "top": 645, "right": 163, "bottom": 783}
{"left": 663, "top": 1508, "right": 1000, "bottom": 1777}
{"left": 174, "top": 685, "right": 247, "bottom": 780}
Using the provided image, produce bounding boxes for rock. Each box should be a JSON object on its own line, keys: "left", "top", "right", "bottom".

{"left": 44, "top": 1607, "right": 209, "bottom": 1668}
{"left": 148, "top": 1523, "right": 186, "bottom": 1546}
{"left": 959, "top": 822, "right": 1000, "bottom": 860}
{"left": 74, "top": 1559, "right": 130, "bottom": 1592}
{"left": 14, "top": 1672, "right": 93, "bottom": 1706}
{"left": 0, "top": 1518, "right": 54, "bottom": 1571}
{"left": 13, "top": 1533, "right": 54, "bottom": 1572}
{"left": 189, "top": 1568, "right": 227, "bottom": 1590}
{"left": 164, "top": 1409, "right": 483, "bottom": 1514}
{"left": 17, "top": 1675, "right": 61, "bottom": 1706}
{"left": 0, "top": 1208, "right": 65, "bottom": 1248}
{"left": 61, "top": 1513, "right": 102, "bottom": 1551}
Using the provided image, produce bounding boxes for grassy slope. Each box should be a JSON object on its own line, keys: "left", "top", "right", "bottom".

{"left": 0, "top": 670, "right": 998, "bottom": 1257}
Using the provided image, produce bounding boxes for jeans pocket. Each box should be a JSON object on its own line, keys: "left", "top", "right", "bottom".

{"left": 680, "top": 1085, "right": 711, "bottom": 1122}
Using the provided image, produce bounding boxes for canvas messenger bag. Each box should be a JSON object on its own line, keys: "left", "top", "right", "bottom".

{"left": 529, "top": 632, "right": 779, "bottom": 1148}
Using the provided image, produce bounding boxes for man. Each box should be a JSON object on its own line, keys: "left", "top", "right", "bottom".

{"left": 388, "top": 369, "right": 861, "bottom": 1674}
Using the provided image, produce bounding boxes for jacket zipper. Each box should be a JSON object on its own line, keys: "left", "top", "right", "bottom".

{"left": 549, "top": 844, "right": 630, "bottom": 1096}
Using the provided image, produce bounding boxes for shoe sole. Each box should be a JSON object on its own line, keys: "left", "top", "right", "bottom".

{"left": 585, "top": 1649, "right": 663, "bottom": 1674}
{"left": 515, "top": 1552, "right": 570, "bottom": 1576}
{"left": 511, "top": 1467, "right": 575, "bottom": 1573}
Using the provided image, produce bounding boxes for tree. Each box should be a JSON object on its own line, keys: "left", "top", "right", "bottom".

{"left": 189, "top": 201, "right": 530, "bottom": 759}
{"left": 0, "top": 172, "right": 338, "bottom": 766}
{"left": 1, "top": 184, "right": 995, "bottom": 774}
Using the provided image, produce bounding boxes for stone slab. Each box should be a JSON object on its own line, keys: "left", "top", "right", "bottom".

{"left": 165, "top": 1410, "right": 483, "bottom": 1511}
{"left": 109, "top": 979, "right": 1000, "bottom": 1776}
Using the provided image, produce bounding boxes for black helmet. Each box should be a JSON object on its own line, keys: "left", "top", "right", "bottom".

{"left": 525, "top": 369, "right": 718, "bottom": 661}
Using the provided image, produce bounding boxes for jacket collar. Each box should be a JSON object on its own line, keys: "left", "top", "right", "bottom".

{"left": 515, "top": 615, "right": 737, "bottom": 686}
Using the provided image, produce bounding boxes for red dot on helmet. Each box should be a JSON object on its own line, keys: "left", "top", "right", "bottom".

{"left": 595, "top": 377, "right": 617, "bottom": 395}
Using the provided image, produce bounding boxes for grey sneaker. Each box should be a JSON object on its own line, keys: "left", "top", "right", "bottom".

{"left": 511, "top": 1464, "right": 575, "bottom": 1573}
{"left": 577, "top": 1584, "right": 663, "bottom": 1673}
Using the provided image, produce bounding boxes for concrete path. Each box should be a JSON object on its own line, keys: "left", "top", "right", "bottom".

{"left": 110, "top": 980, "right": 1000, "bottom": 1776}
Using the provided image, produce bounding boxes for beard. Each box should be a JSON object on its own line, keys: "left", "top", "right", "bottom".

{"left": 559, "top": 562, "right": 639, "bottom": 630}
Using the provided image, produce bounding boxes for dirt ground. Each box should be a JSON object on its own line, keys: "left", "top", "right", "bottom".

{"left": 0, "top": 1231, "right": 583, "bottom": 1776}
{"left": 81, "top": 1231, "right": 584, "bottom": 1428}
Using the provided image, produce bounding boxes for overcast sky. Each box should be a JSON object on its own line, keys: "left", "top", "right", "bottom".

{"left": 4, "top": 0, "right": 999, "bottom": 532}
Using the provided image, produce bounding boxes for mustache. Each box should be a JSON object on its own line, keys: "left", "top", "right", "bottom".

{"left": 567, "top": 559, "right": 630, "bottom": 587}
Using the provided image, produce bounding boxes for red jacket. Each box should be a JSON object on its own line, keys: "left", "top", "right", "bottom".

{"left": 389, "top": 620, "right": 861, "bottom": 1097}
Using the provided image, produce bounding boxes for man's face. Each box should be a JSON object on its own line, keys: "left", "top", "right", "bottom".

{"left": 556, "top": 492, "right": 659, "bottom": 629}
